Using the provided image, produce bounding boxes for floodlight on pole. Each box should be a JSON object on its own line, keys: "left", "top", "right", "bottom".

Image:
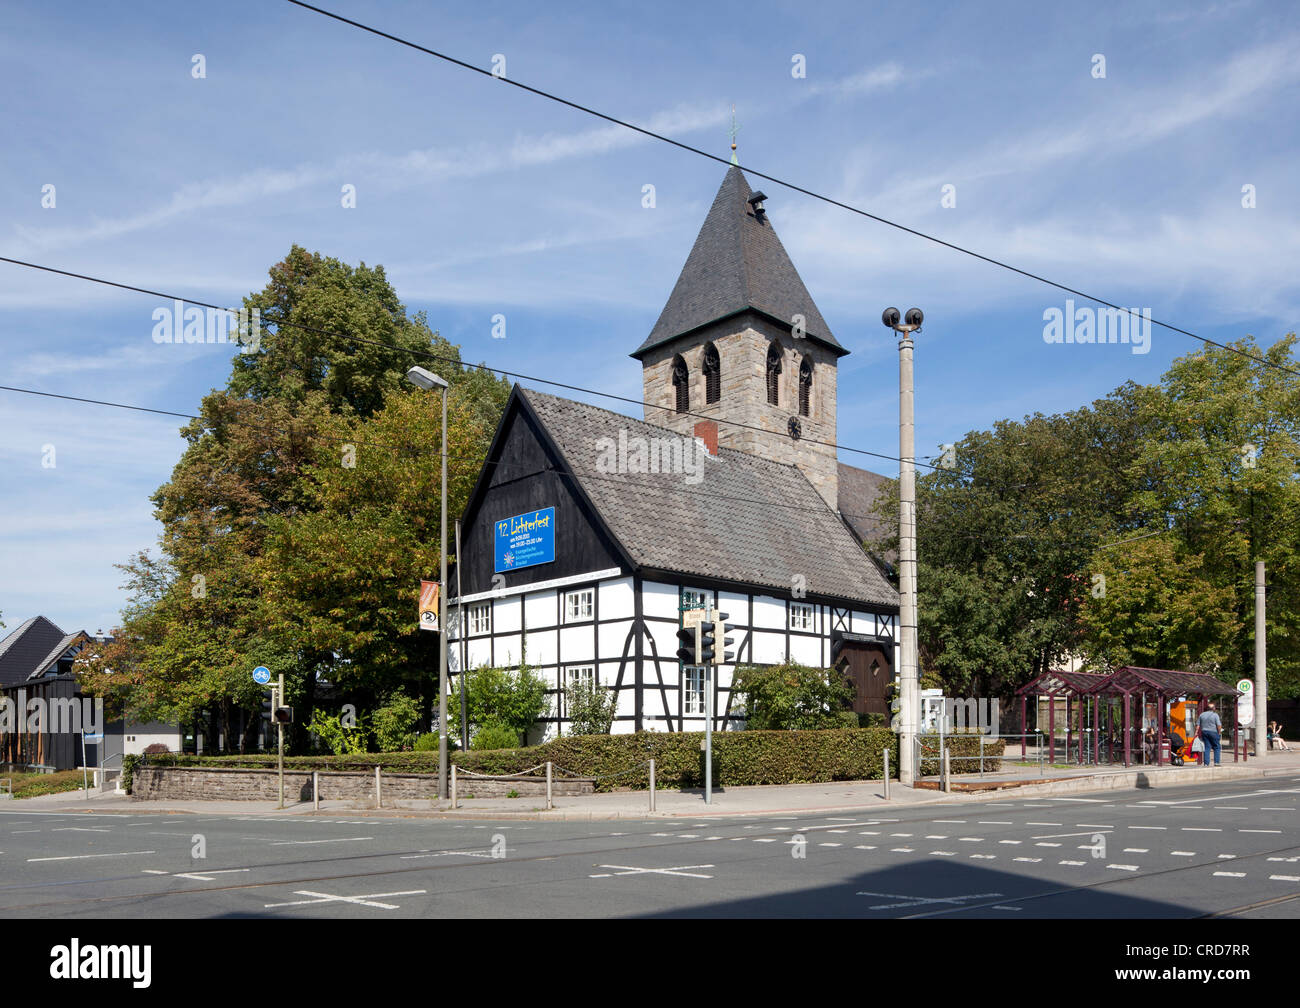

{"left": 405, "top": 363, "right": 451, "bottom": 798}
{"left": 883, "top": 307, "right": 923, "bottom": 787}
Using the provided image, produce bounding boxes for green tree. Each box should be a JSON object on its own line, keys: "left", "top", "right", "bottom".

{"left": 731, "top": 663, "right": 856, "bottom": 730}
{"left": 371, "top": 691, "right": 421, "bottom": 751}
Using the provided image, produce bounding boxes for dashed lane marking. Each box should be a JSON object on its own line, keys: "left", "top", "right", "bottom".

{"left": 1213, "top": 871, "right": 1246, "bottom": 878}
{"left": 1270, "top": 875, "right": 1300, "bottom": 882}
{"left": 1240, "top": 829, "right": 1282, "bottom": 834}
{"left": 1013, "top": 857, "right": 1041, "bottom": 863}
{"left": 1124, "top": 848, "right": 1149, "bottom": 854}
{"left": 28, "top": 850, "right": 156, "bottom": 862}
{"left": 1171, "top": 851, "right": 1196, "bottom": 856}
{"left": 1107, "top": 864, "right": 1139, "bottom": 872}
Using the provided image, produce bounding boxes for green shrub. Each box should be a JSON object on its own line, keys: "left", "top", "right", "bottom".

{"left": 413, "top": 733, "right": 438, "bottom": 752}
{"left": 471, "top": 720, "right": 522, "bottom": 751}
{"left": 371, "top": 692, "right": 421, "bottom": 751}
{"left": 565, "top": 678, "right": 618, "bottom": 735}
{"left": 731, "top": 662, "right": 856, "bottom": 730}
{"left": 448, "top": 664, "right": 550, "bottom": 747}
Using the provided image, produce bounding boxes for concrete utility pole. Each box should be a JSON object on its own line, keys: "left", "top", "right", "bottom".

{"left": 1255, "top": 560, "right": 1268, "bottom": 756}
{"left": 883, "top": 307, "right": 924, "bottom": 787}
{"left": 405, "top": 366, "right": 452, "bottom": 799}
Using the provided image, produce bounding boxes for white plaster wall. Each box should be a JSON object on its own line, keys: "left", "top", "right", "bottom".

{"left": 599, "top": 577, "right": 635, "bottom": 620}
{"left": 642, "top": 581, "right": 679, "bottom": 621}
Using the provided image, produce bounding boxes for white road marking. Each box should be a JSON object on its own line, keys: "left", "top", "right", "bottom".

{"left": 1107, "top": 864, "right": 1139, "bottom": 871}
{"left": 1075, "top": 824, "right": 1114, "bottom": 829}
{"left": 819, "top": 843, "right": 841, "bottom": 848}
{"left": 924, "top": 835, "right": 949, "bottom": 840}
{"left": 856, "top": 890, "right": 1002, "bottom": 910}
{"left": 1124, "top": 848, "right": 1149, "bottom": 854}
{"left": 265, "top": 888, "right": 426, "bottom": 910}
{"left": 29, "top": 850, "right": 156, "bottom": 862}
{"left": 854, "top": 845, "right": 877, "bottom": 850}
{"left": 933, "top": 820, "right": 967, "bottom": 824}
{"left": 591, "top": 864, "right": 714, "bottom": 879}
{"left": 1213, "top": 871, "right": 1246, "bottom": 878}
{"left": 890, "top": 847, "right": 914, "bottom": 853}
{"left": 1217, "top": 855, "right": 1237, "bottom": 860}
{"left": 1182, "top": 828, "right": 1221, "bottom": 832}
{"left": 998, "top": 840, "right": 1022, "bottom": 845}
{"left": 1033, "top": 830, "right": 1113, "bottom": 840}
{"left": 1060, "top": 860, "right": 1086, "bottom": 866}
{"left": 752, "top": 838, "right": 777, "bottom": 843}
{"left": 1130, "top": 826, "right": 1166, "bottom": 830}
{"left": 1171, "top": 851, "right": 1196, "bottom": 856}
{"left": 1035, "top": 843, "right": 1062, "bottom": 848}
{"left": 268, "top": 837, "right": 373, "bottom": 846}
{"left": 1240, "top": 829, "right": 1282, "bottom": 834}
{"left": 959, "top": 837, "right": 984, "bottom": 843}
{"left": 970, "top": 854, "right": 996, "bottom": 860}
{"left": 978, "top": 821, "right": 1014, "bottom": 825}
{"left": 51, "top": 827, "right": 110, "bottom": 833}
{"left": 1025, "top": 822, "right": 1062, "bottom": 826}
{"left": 1013, "top": 857, "right": 1041, "bottom": 863}
{"left": 931, "top": 851, "right": 956, "bottom": 857}
{"left": 1270, "top": 875, "right": 1300, "bottom": 882}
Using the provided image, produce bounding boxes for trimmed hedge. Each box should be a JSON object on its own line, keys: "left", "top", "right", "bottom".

{"left": 452, "top": 728, "right": 900, "bottom": 791}
{"left": 119, "top": 728, "right": 1002, "bottom": 795}
{"left": 918, "top": 734, "right": 1005, "bottom": 775}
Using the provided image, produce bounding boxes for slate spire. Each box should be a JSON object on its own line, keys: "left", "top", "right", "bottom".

{"left": 632, "top": 165, "right": 846, "bottom": 359}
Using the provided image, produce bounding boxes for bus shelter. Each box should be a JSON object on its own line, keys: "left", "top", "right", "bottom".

{"left": 1081, "top": 666, "right": 1242, "bottom": 768}
{"left": 1015, "top": 670, "right": 1108, "bottom": 763}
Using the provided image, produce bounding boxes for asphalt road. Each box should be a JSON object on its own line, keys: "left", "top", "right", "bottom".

{"left": 2, "top": 777, "right": 1298, "bottom": 918}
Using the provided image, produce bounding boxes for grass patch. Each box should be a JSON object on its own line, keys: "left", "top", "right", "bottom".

{"left": 2, "top": 770, "right": 87, "bottom": 799}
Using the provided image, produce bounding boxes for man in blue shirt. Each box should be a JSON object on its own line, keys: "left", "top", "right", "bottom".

{"left": 1198, "top": 703, "right": 1224, "bottom": 766}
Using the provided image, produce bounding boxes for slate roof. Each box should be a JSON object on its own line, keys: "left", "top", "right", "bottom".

{"left": 0, "top": 616, "right": 71, "bottom": 688}
{"left": 632, "top": 166, "right": 847, "bottom": 359}
{"left": 520, "top": 388, "right": 897, "bottom": 609}
{"left": 837, "top": 462, "right": 894, "bottom": 553}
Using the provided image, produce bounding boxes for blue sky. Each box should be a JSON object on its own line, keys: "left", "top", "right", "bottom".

{"left": 2, "top": 0, "right": 1298, "bottom": 635}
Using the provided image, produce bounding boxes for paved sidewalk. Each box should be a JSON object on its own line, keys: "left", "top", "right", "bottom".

{"left": 11, "top": 748, "right": 1297, "bottom": 821}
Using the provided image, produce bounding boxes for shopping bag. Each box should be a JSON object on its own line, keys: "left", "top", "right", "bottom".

{"left": 1191, "top": 736, "right": 1205, "bottom": 754}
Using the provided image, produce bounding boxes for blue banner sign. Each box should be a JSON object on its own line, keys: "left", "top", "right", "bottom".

{"left": 494, "top": 507, "right": 555, "bottom": 573}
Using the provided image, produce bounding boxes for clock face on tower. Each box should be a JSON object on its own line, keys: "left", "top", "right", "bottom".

{"left": 788, "top": 416, "right": 802, "bottom": 440}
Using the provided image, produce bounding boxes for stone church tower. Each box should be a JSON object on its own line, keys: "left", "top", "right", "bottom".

{"left": 632, "top": 166, "right": 848, "bottom": 509}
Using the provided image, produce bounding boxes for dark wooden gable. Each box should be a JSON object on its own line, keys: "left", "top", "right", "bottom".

{"left": 455, "top": 388, "right": 634, "bottom": 596}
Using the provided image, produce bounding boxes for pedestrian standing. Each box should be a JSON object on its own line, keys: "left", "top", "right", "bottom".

{"left": 1198, "top": 703, "right": 1223, "bottom": 767}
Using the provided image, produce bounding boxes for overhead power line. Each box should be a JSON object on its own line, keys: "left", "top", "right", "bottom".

{"left": 282, "top": 0, "right": 1300, "bottom": 382}
{"left": 0, "top": 254, "right": 937, "bottom": 473}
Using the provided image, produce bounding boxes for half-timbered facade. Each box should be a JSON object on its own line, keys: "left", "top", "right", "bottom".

{"left": 448, "top": 165, "right": 900, "bottom": 738}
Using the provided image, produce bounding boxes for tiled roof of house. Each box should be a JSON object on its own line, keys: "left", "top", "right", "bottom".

{"left": 632, "top": 166, "right": 847, "bottom": 359}
{"left": 0, "top": 616, "right": 69, "bottom": 687}
{"left": 520, "top": 388, "right": 896, "bottom": 608}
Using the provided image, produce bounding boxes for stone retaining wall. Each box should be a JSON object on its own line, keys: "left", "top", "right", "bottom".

{"left": 131, "top": 765, "right": 594, "bottom": 802}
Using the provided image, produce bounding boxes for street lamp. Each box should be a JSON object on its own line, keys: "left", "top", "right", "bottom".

{"left": 882, "top": 307, "right": 923, "bottom": 787}
{"left": 405, "top": 365, "right": 451, "bottom": 799}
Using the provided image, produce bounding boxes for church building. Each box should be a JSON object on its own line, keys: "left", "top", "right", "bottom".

{"left": 448, "top": 165, "right": 900, "bottom": 738}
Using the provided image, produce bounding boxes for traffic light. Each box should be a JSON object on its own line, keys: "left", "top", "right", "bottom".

{"left": 260, "top": 689, "right": 275, "bottom": 723}
{"left": 714, "top": 612, "right": 735, "bottom": 665}
{"left": 273, "top": 706, "right": 294, "bottom": 725}
{"left": 676, "top": 623, "right": 702, "bottom": 665}
{"left": 699, "top": 622, "right": 716, "bottom": 666}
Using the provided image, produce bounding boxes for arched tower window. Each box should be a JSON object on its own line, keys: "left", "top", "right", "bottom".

{"left": 799, "top": 355, "right": 813, "bottom": 417}
{"left": 702, "top": 342, "right": 721, "bottom": 404}
{"left": 766, "top": 342, "right": 782, "bottom": 406}
{"left": 672, "top": 354, "right": 689, "bottom": 413}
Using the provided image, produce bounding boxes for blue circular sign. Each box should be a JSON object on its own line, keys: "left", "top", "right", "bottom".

{"left": 253, "top": 666, "right": 271, "bottom": 684}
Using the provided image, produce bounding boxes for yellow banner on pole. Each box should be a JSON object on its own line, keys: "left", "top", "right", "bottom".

{"left": 419, "top": 580, "right": 440, "bottom": 632}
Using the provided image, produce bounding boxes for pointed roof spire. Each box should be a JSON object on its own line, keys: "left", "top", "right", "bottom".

{"left": 632, "top": 166, "right": 846, "bottom": 359}
{"left": 729, "top": 104, "right": 739, "bottom": 166}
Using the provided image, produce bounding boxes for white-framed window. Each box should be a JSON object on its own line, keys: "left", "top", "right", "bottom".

{"left": 789, "top": 602, "right": 815, "bottom": 631}
{"left": 467, "top": 601, "right": 491, "bottom": 635}
{"left": 566, "top": 664, "right": 596, "bottom": 688}
{"left": 563, "top": 587, "right": 595, "bottom": 623}
{"left": 681, "top": 587, "right": 709, "bottom": 613}
{"left": 683, "top": 666, "right": 706, "bottom": 716}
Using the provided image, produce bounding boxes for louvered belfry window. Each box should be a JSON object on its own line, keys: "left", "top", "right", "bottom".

{"left": 702, "top": 342, "right": 721, "bottom": 404}
{"left": 799, "top": 356, "right": 812, "bottom": 417}
{"left": 672, "top": 354, "right": 689, "bottom": 413}
{"left": 766, "top": 343, "right": 782, "bottom": 406}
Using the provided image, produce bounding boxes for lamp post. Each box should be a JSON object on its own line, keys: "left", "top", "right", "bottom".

{"left": 882, "top": 307, "right": 923, "bottom": 787}
{"left": 405, "top": 365, "right": 450, "bottom": 798}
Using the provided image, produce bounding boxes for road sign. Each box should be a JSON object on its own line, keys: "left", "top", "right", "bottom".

{"left": 84, "top": 733, "right": 103, "bottom": 742}
{"left": 253, "top": 666, "right": 271, "bottom": 684}
{"left": 682, "top": 607, "right": 706, "bottom": 627}
{"left": 1237, "top": 678, "right": 1255, "bottom": 728}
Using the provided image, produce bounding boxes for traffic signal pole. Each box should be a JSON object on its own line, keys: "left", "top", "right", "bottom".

{"left": 277, "top": 673, "right": 285, "bottom": 809}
